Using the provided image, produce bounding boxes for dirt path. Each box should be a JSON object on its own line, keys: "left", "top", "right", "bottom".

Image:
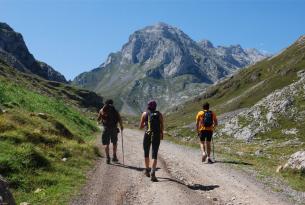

{"left": 71, "top": 129, "right": 292, "bottom": 205}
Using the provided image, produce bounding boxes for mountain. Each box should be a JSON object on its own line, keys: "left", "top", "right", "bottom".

{"left": 0, "top": 22, "right": 67, "bottom": 83}
{"left": 0, "top": 48, "right": 105, "bottom": 204}
{"left": 73, "top": 23, "right": 268, "bottom": 114}
{"left": 164, "top": 34, "right": 305, "bottom": 197}
{"left": 167, "top": 34, "right": 305, "bottom": 127}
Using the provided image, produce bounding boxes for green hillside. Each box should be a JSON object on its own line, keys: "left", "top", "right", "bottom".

{"left": 165, "top": 35, "right": 305, "bottom": 194}
{"left": 167, "top": 35, "right": 305, "bottom": 128}
{"left": 0, "top": 61, "right": 103, "bottom": 204}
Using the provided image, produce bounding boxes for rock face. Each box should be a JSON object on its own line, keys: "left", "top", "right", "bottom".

{"left": 0, "top": 176, "right": 16, "bottom": 205}
{"left": 220, "top": 70, "right": 305, "bottom": 141}
{"left": 284, "top": 151, "right": 305, "bottom": 171}
{"left": 73, "top": 22, "right": 267, "bottom": 113}
{"left": 0, "top": 22, "right": 67, "bottom": 83}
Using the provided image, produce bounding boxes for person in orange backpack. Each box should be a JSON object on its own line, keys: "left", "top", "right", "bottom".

{"left": 196, "top": 102, "right": 218, "bottom": 163}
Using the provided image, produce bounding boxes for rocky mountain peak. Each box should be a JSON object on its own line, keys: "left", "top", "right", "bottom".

{"left": 73, "top": 22, "right": 269, "bottom": 113}
{"left": 0, "top": 22, "right": 67, "bottom": 83}
{"left": 0, "top": 22, "right": 14, "bottom": 32}
{"left": 296, "top": 34, "right": 305, "bottom": 45}
{"left": 198, "top": 39, "right": 214, "bottom": 49}
{"left": 120, "top": 22, "right": 197, "bottom": 77}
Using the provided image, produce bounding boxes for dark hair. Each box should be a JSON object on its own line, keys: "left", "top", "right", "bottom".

{"left": 105, "top": 99, "right": 114, "bottom": 105}
{"left": 202, "top": 102, "right": 209, "bottom": 110}
{"left": 147, "top": 100, "right": 157, "bottom": 111}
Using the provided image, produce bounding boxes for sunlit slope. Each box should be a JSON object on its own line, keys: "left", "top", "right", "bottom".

{"left": 0, "top": 61, "right": 103, "bottom": 204}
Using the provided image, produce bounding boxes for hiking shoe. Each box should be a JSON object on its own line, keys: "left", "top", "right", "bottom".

{"left": 112, "top": 156, "right": 119, "bottom": 163}
{"left": 145, "top": 169, "right": 150, "bottom": 177}
{"left": 106, "top": 158, "right": 111, "bottom": 164}
{"left": 202, "top": 154, "right": 207, "bottom": 162}
{"left": 207, "top": 158, "right": 214, "bottom": 164}
{"left": 151, "top": 173, "right": 158, "bottom": 182}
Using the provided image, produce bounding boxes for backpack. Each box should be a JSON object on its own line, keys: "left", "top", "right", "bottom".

{"left": 201, "top": 110, "right": 213, "bottom": 127}
{"left": 146, "top": 111, "right": 161, "bottom": 136}
{"left": 102, "top": 105, "right": 119, "bottom": 128}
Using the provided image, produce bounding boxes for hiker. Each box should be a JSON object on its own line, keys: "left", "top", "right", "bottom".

{"left": 196, "top": 102, "right": 218, "bottom": 163}
{"left": 139, "top": 100, "right": 164, "bottom": 182}
{"left": 98, "top": 99, "right": 123, "bottom": 164}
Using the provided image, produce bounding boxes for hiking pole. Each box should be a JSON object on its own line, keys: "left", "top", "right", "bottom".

{"left": 121, "top": 130, "right": 125, "bottom": 165}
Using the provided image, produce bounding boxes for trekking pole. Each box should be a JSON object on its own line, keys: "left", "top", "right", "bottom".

{"left": 121, "top": 130, "right": 125, "bottom": 165}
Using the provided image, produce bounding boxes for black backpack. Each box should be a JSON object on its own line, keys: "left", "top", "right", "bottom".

{"left": 146, "top": 111, "right": 161, "bottom": 136}
{"left": 201, "top": 110, "right": 213, "bottom": 127}
{"left": 102, "top": 105, "right": 119, "bottom": 128}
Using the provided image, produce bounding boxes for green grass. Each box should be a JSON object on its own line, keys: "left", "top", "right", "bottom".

{"left": 166, "top": 38, "right": 305, "bottom": 129}
{"left": 0, "top": 70, "right": 100, "bottom": 204}
{"left": 164, "top": 38, "right": 305, "bottom": 195}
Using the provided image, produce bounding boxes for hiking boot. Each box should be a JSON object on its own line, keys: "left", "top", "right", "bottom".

{"left": 151, "top": 173, "right": 158, "bottom": 182}
{"left": 207, "top": 158, "right": 214, "bottom": 164}
{"left": 202, "top": 154, "right": 207, "bottom": 162}
{"left": 145, "top": 169, "right": 151, "bottom": 177}
{"left": 106, "top": 157, "right": 111, "bottom": 164}
{"left": 112, "top": 156, "right": 119, "bottom": 163}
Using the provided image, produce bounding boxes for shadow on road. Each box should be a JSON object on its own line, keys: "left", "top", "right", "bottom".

{"left": 109, "top": 163, "right": 161, "bottom": 172}
{"left": 216, "top": 160, "right": 253, "bottom": 166}
{"left": 157, "top": 177, "right": 219, "bottom": 191}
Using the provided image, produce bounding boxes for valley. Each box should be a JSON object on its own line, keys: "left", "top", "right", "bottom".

{"left": 0, "top": 20, "right": 304, "bottom": 205}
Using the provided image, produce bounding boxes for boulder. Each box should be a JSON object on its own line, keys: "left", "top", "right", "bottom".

{"left": 281, "top": 128, "right": 298, "bottom": 135}
{"left": 284, "top": 151, "right": 305, "bottom": 171}
{"left": 0, "top": 176, "right": 16, "bottom": 205}
{"left": 276, "top": 165, "right": 283, "bottom": 173}
{"left": 37, "top": 112, "right": 48, "bottom": 120}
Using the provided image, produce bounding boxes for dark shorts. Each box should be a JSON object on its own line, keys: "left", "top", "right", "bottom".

{"left": 199, "top": 130, "right": 213, "bottom": 142}
{"left": 102, "top": 127, "right": 118, "bottom": 145}
{"left": 143, "top": 132, "right": 160, "bottom": 159}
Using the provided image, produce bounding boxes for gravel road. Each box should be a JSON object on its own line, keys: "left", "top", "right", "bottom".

{"left": 71, "top": 128, "right": 293, "bottom": 205}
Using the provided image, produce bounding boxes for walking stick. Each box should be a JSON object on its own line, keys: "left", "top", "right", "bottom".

{"left": 121, "top": 130, "right": 125, "bottom": 165}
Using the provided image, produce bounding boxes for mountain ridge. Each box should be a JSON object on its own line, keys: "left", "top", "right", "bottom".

{"left": 0, "top": 22, "right": 67, "bottom": 83}
{"left": 73, "top": 22, "right": 268, "bottom": 113}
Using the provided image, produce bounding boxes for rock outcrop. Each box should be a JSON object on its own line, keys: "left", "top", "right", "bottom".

{"left": 284, "top": 151, "right": 305, "bottom": 171}
{"left": 220, "top": 70, "right": 305, "bottom": 141}
{"left": 0, "top": 176, "right": 16, "bottom": 205}
{"left": 0, "top": 22, "right": 67, "bottom": 83}
{"left": 73, "top": 22, "right": 268, "bottom": 113}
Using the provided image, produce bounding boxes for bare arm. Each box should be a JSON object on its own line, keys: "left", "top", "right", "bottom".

{"left": 97, "top": 109, "right": 103, "bottom": 122}
{"left": 139, "top": 112, "right": 146, "bottom": 129}
{"left": 196, "top": 118, "right": 200, "bottom": 133}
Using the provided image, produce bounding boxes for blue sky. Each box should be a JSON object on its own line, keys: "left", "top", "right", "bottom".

{"left": 1, "top": 0, "right": 304, "bottom": 80}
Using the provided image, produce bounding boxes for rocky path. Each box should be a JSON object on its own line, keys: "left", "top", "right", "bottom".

{"left": 71, "top": 129, "right": 292, "bottom": 205}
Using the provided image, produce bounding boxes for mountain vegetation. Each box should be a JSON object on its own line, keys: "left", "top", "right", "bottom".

{"left": 0, "top": 22, "right": 104, "bottom": 204}
{"left": 73, "top": 23, "right": 268, "bottom": 114}
{"left": 165, "top": 35, "right": 305, "bottom": 197}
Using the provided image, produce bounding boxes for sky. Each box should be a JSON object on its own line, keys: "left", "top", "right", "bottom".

{"left": 0, "top": 0, "right": 305, "bottom": 80}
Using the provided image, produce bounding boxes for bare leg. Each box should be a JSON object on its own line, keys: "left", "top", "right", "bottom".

{"left": 113, "top": 144, "right": 117, "bottom": 157}
{"left": 200, "top": 140, "right": 208, "bottom": 162}
{"left": 151, "top": 159, "right": 158, "bottom": 182}
{"left": 200, "top": 140, "right": 207, "bottom": 156}
{"left": 105, "top": 145, "right": 110, "bottom": 158}
{"left": 145, "top": 157, "right": 150, "bottom": 169}
{"left": 206, "top": 141, "right": 211, "bottom": 158}
{"left": 151, "top": 159, "right": 157, "bottom": 170}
